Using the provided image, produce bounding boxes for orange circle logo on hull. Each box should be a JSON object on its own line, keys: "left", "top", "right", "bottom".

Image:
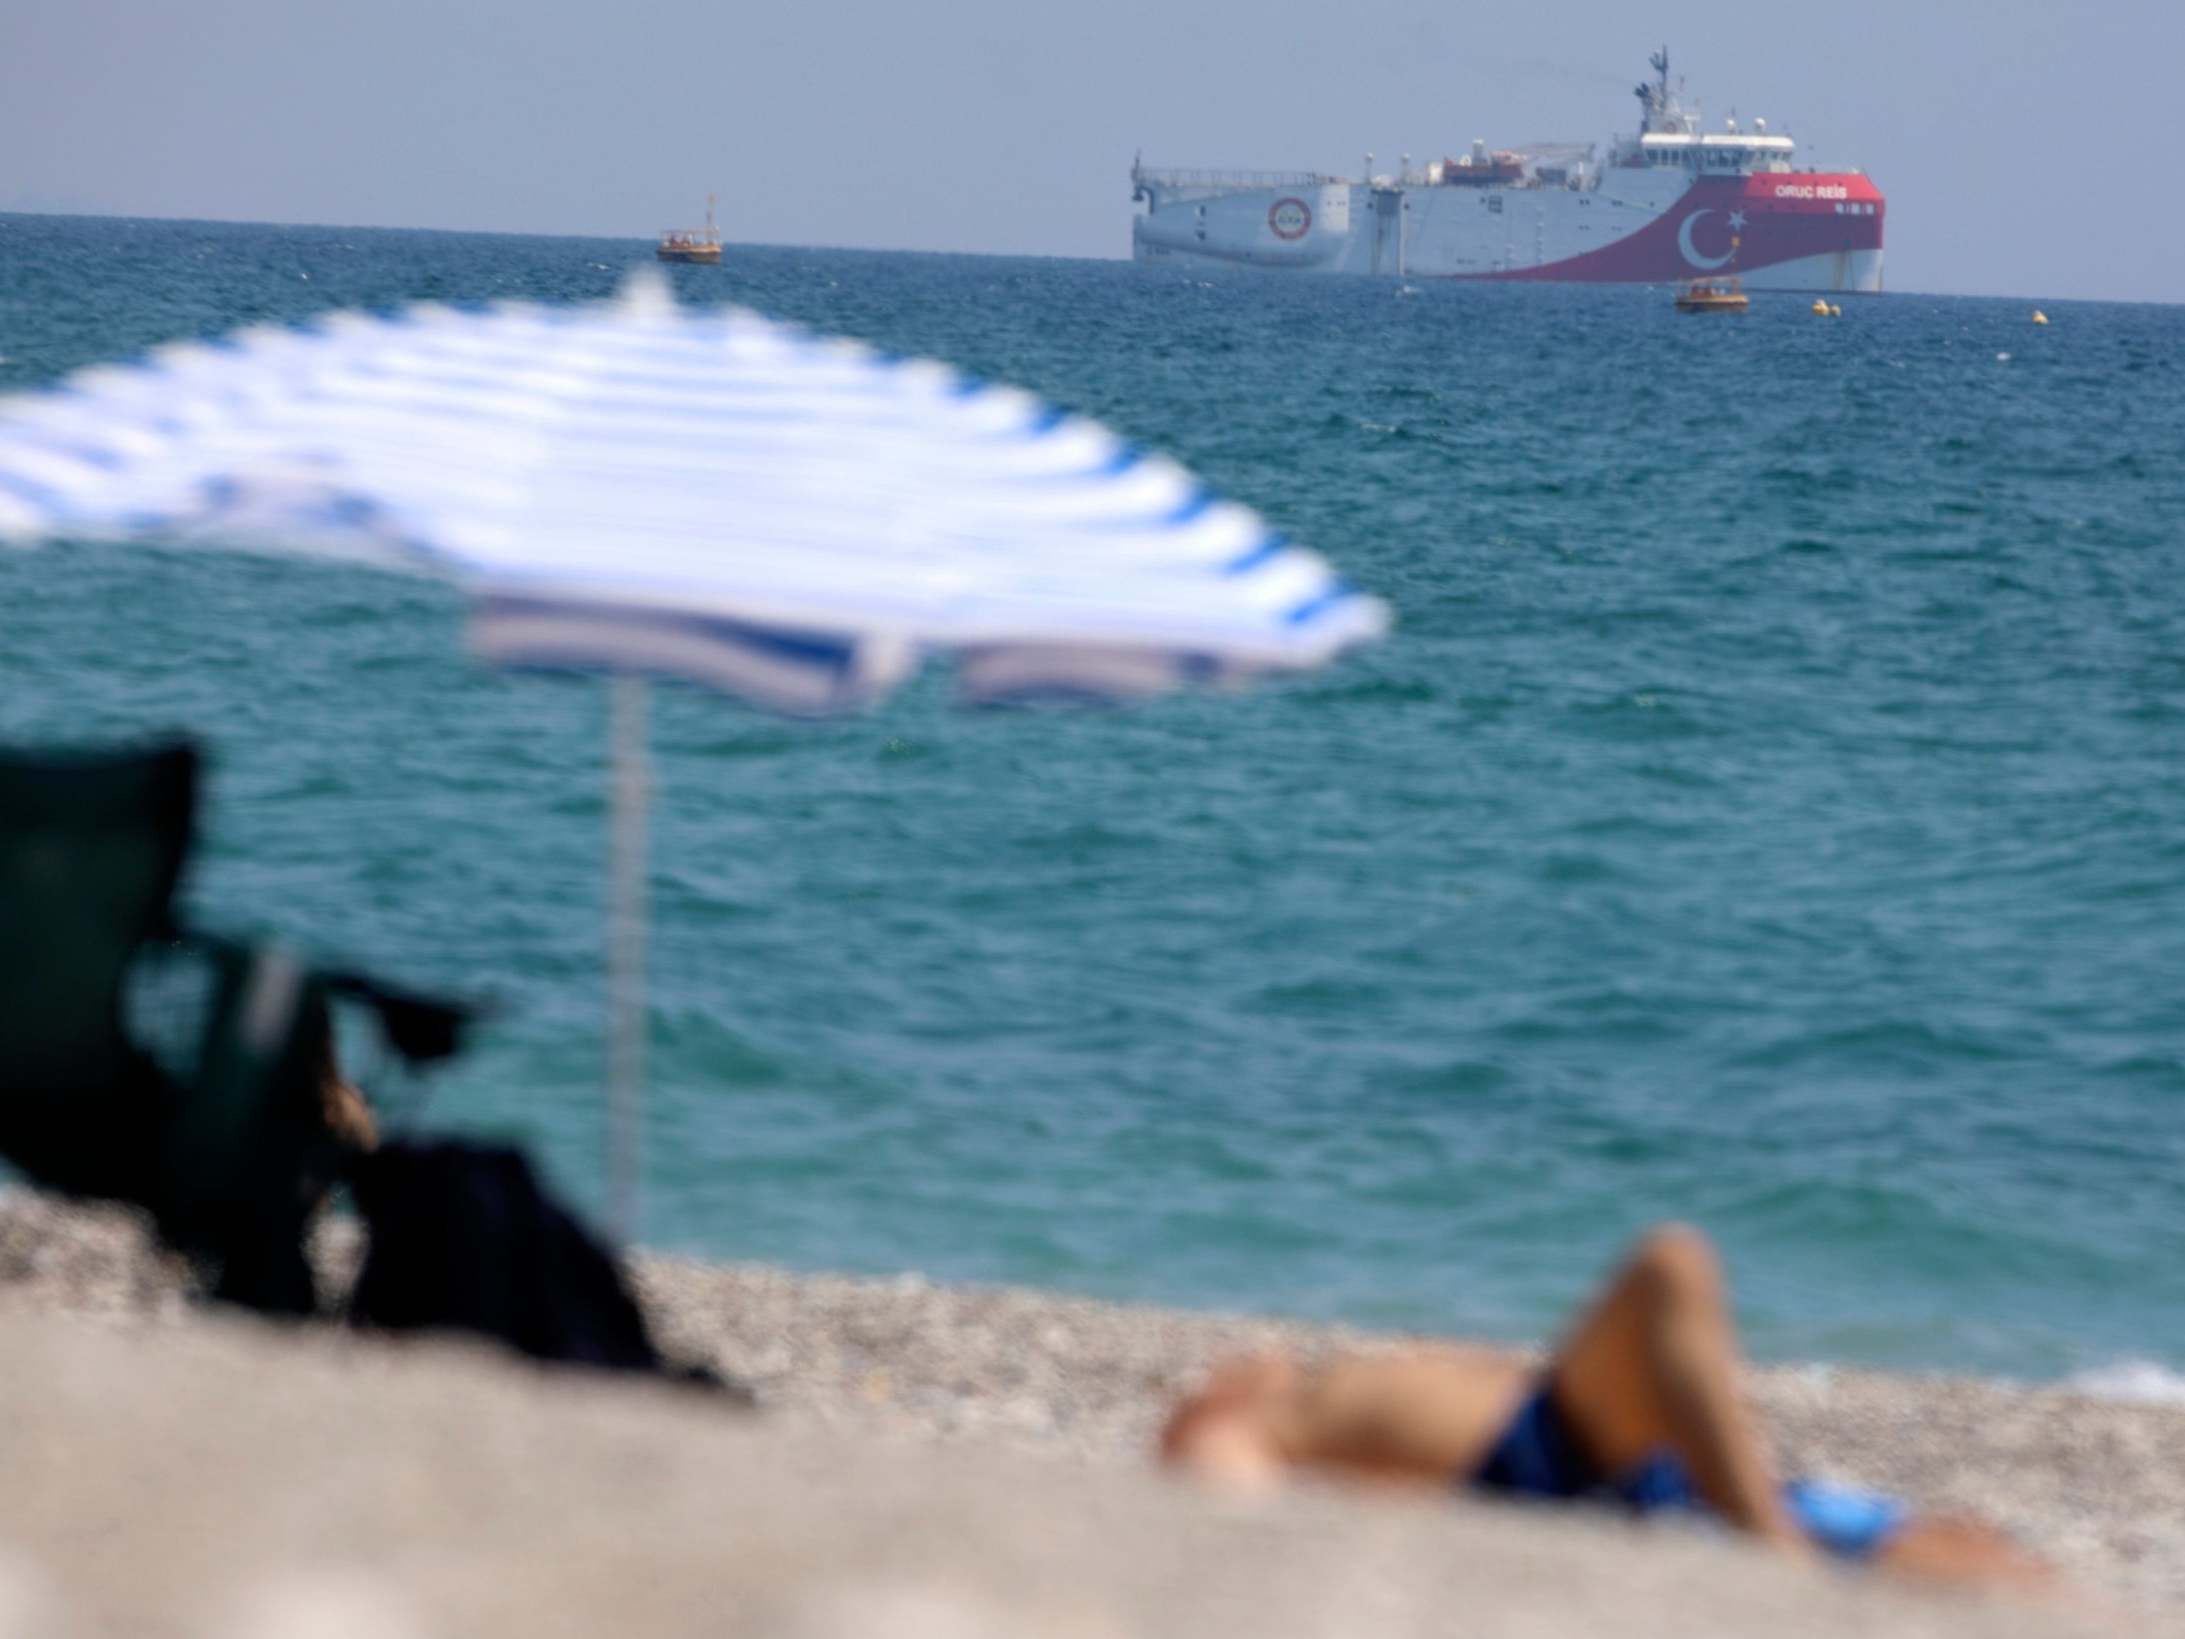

{"left": 1268, "top": 198, "right": 1313, "bottom": 241}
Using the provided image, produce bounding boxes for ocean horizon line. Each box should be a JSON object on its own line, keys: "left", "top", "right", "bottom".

{"left": 0, "top": 206, "right": 2152, "bottom": 307}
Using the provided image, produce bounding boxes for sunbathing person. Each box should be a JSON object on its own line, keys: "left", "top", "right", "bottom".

{"left": 198, "top": 991, "right": 379, "bottom": 1314}
{"left": 1160, "top": 1224, "right": 2049, "bottom": 1590}
{"left": 307, "top": 999, "right": 378, "bottom": 1158}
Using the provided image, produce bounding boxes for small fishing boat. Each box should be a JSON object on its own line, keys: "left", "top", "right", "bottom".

{"left": 1675, "top": 276, "right": 1748, "bottom": 314}
{"left": 657, "top": 194, "right": 722, "bottom": 264}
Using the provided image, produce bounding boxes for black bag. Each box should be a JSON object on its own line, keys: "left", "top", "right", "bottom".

{"left": 348, "top": 1139, "right": 748, "bottom": 1400}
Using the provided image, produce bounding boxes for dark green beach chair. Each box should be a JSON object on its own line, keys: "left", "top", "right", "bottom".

{"left": 0, "top": 737, "right": 472, "bottom": 1313}
{"left": 0, "top": 738, "right": 197, "bottom": 1207}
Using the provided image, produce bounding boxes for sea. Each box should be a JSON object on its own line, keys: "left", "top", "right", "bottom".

{"left": 3, "top": 213, "right": 2182, "bottom": 1388}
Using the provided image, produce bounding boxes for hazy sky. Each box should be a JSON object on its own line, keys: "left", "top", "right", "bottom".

{"left": 4, "top": 0, "right": 2176, "bottom": 302}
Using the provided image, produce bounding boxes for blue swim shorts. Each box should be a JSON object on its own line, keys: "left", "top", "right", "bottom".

{"left": 1470, "top": 1387, "right": 1905, "bottom": 1560}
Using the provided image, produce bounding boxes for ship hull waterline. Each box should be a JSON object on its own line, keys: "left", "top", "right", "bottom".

{"left": 1134, "top": 174, "right": 1884, "bottom": 293}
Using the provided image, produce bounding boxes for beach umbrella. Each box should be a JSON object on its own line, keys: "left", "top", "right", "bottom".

{"left": 0, "top": 272, "right": 1388, "bottom": 1236}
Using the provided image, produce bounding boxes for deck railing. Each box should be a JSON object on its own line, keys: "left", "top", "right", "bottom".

{"left": 1133, "top": 167, "right": 1341, "bottom": 192}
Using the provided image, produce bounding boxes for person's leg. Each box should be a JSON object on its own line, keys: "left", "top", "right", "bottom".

{"left": 1159, "top": 1355, "right": 1302, "bottom": 1489}
{"left": 1162, "top": 1348, "right": 1532, "bottom": 1490}
{"left": 1544, "top": 1224, "right": 1806, "bottom": 1547}
{"left": 1874, "top": 1517, "right": 2054, "bottom": 1590}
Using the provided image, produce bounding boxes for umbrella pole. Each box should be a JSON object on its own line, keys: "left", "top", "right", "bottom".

{"left": 607, "top": 673, "right": 650, "bottom": 1244}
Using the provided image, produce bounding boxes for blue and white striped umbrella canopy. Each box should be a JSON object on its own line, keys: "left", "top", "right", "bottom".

{"left": 0, "top": 273, "right": 1389, "bottom": 1234}
{"left": 0, "top": 274, "right": 1387, "bottom": 711}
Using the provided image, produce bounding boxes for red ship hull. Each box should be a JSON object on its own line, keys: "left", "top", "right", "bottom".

{"left": 1456, "top": 173, "right": 1884, "bottom": 284}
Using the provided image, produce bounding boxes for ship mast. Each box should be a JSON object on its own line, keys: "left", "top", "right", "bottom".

{"left": 1636, "top": 46, "right": 1672, "bottom": 133}
{"left": 705, "top": 191, "right": 717, "bottom": 241}
{"left": 1633, "top": 48, "right": 1688, "bottom": 138}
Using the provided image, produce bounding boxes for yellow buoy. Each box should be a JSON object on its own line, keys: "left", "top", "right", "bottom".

{"left": 2032, "top": 310, "right": 2049, "bottom": 325}
{"left": 1811, "top": 298, "right": 1829, "bottom": 315}
{"left": 1828, "top": 304, "right": 1842, "bottom": 317}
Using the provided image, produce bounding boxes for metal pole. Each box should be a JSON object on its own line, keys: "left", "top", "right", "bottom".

{"left": 607, "top": 673, "right": 650, "bottom": 1243}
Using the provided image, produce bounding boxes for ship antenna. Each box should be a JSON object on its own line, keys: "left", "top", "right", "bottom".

{"left": 1639, "top": 46, "right": 1673, "bottom": 133}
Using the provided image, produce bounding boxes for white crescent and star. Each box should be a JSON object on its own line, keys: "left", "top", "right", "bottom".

{"left": 1677, "top": 209, "right": 1738, "bottom": 270}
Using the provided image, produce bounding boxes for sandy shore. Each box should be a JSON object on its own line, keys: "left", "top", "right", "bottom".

{"left": 2, "top": 1189, "right": 2182, "bottom": 1636}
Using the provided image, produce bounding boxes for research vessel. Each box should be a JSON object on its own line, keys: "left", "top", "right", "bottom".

{"left": 1131, "top": 51, "right": 1883, "bottom": 292}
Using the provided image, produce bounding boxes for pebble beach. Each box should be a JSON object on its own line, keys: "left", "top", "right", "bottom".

{"left": 4, "top": 1189, "right": 2183, "bottom": 1636}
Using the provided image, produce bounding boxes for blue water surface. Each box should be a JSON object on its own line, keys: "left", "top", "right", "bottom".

{"left": 3, "top": 213, "right": 2182, "bottom": 1379}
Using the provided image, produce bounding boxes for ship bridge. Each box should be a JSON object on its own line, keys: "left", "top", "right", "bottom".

{"left": 1637, "top": 128, "right": 1797, "bottom": 174}
{"left": 1613, "top": 45, "right": 1797, "bottom": 176}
